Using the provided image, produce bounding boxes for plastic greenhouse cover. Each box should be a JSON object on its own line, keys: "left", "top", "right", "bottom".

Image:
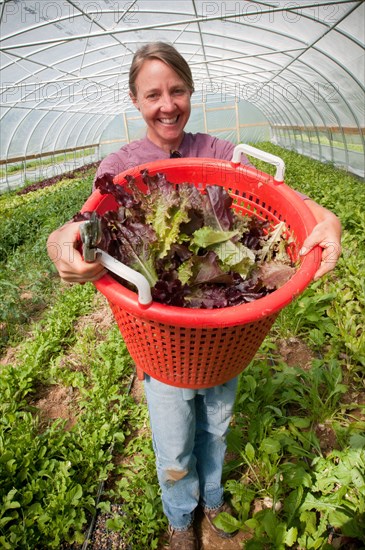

{"left": 0, "top": 0, "right": 364, "bottom": 181}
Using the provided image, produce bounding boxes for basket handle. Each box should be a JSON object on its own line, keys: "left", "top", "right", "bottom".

{"left": 231, "top": 144, "right": 285, "bottom": 183}
{"left": 95, "top": 249, "right": 153, "bottom": 306}
{"left": 79, "top": 219, "right": 152, "bottom": 306}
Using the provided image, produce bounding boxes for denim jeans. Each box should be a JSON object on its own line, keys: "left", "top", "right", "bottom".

{"left": 144, "top": 374, "right": 238, "bottom": 530}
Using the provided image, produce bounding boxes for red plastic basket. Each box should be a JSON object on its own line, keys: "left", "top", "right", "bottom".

{"left": 81, "top": 154, "right": 320, "bottom": 388}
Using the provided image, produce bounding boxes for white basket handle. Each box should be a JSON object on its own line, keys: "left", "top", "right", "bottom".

{"left": 80, "top": 217, "right": 153, "bottom": 306}
{"left": 231, "top": 144, "right": 285, "bottom": 183}
{"left": 96, "top": 249, "right": 153, "bottom": 306}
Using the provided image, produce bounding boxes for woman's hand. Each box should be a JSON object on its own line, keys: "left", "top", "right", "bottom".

{"left": 299, "top": 200, "right": 342, "bottom": 281}
{"left": 47, "top": 222, "right": 107, "bottom": 283}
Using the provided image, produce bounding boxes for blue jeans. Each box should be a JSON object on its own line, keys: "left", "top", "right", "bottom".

{"left": 144, "top": 374, "right": 238, "bottom": 530}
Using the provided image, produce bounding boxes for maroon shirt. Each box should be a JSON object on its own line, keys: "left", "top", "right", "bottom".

{"left": 94, "top": 132, "right": 251, "bottom": 187}
{"left": 94, "top": 132, "right": 308, "bottom": 199}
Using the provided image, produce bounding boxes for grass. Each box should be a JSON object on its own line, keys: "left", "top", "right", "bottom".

{"left": 0, "top": 146, "right": 364, "bottom": 549}
{"left": 289, "top": 134, "right": 364, "bottom": 153}
{"left": 0, "top": 148, "right": 96, "bottom": 179}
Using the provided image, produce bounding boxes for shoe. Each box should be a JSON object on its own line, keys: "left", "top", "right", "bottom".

{"left": 168, "top": 524, "right": 199, "bottom": 550}
{"left": 203, "top": 501, "right": 238, "bottom": 539}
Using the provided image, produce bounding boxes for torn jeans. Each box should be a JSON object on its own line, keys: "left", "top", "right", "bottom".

{"left": 144, "top": 374, "right": 238, "bottom": 530}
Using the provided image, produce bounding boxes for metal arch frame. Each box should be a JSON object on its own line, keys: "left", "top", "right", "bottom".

{"left": 70, "top": 113, "right": 104, "bottom": 154}
{"left": 165, "top": 10, "right": 364, "bottom": 159}
{"left": 0, "top": 0, "right": 139, "bottom": 51}
{"left": 0, "top": 48, "right": 359, "bottom": 100}
{"left": 0, "top": 0, "right": 363, "bottom": 172}
{"left": 192, "top": 46, "right": 363, "bottom": 134}
{"left": 21, "top": 95, "right": 106, "bottom": 159}
{"left": 188, "top": 47, "right": 314, "bottom": 157}
{"left": 0, "top": 42, "right": 130, "bottom": 92}
{"left": 185, "top": 37, "right": 331, "bottom": 160}
{"left": 64, "top": 0, "right": 137, "bottom": 76}
{"left": 0, "top": 74, "right": 357, "bottom": 168}
{"left": 0, "top": 51, "right": 111, "bottom": 155}
{"left": 39, "top": 112, "right": 84, "bottom": 159}
{"left": 1, "top": 0, "right": 139, "bottom": 117}
{"left": 55, "top": 113, "right": 90, "bottom": 150}
{"left": 1, "top": 9, "right": 360, "bottom": 91}
{"left": 189, "top": 39, "right": 355, "bottom": 165}
{"left": 0, "top": 9, "right": 351, "bottom": 97}
{"left": 2, "top": 1, "right": 361, "bottom": 79}
{"left": 86, "top": 116, "right": 113, "bottom": 150}
{"left": 193, "top": 54, "right": 341, "bottom": 150}
{"left": 1, "top": 41, "right": 140, "bottom": 115}
{"left": 251, "top": 0, "right": 365, "bottom": 49}
{"left": 286, "top": 57, "right": 363, "bottom": 165}
{"left": 207, "top": 69, "right": 325, "bottom": 161}
{"left": 2, "top": 3, "right": 362, "bottom": 107}
{"left": 2, "top": 103, "right": 94, "bottom": 164}
{"left": 0, "top": 46, "right": 124, "bottom": 113}
{"left": 23, "top": 109, "right": 60, "bottom": 160}
{"left": 2, "top": 106, "right": 36, "bottom": 161}
{"left": 1, "top": 111, "right": 22, "bottom": 160}
{"left": 3, "top": 54, "right": 116, "bottom": 158}
{"left": 1, "top": 0, "right": 357, "bottom": 50}
{"left": 90, "top": 114, "right": 121, "bottom": 153}
{"left": 241, "top": 0, "right": 364, "bottom": 163}
{"left": 243, "top": 71, "right": 327, "bottom": 162}
{"left": 51, "top": 111, "right": 107, "bottom": 155}
{"left": 196, "top": 56, "right": 354, "bottom": 166}
{"left": 82, "top": 114, "right": 112, "bottom": 153}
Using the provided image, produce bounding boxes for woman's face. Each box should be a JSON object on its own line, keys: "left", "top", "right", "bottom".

{"left": 130, "top": 59, "right": 192, "bottom": 152}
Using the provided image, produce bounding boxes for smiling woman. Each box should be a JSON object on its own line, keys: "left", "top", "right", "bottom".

{"left": 46, "top": 41, "right": 342, "bottom": 550}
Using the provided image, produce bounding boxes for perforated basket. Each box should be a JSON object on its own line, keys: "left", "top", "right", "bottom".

{"left": 81, "top": 145, "right": 320, "bottom": 388}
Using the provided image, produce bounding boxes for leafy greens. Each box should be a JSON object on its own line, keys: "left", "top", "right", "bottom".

{"left": 74, "top": 171, "right": 296, "bottom": 308}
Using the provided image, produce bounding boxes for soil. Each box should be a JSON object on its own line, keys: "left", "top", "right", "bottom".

{"left": 314, "top": 421, "right": 340, "bottom": 453}
{"left": 30, "top": 384, "right": 77, "bottom": 431}
{"left": 130, "top": 374, "right": 146, "bottom": 404}
{"left": 88, "top": 504, "right": 129, "bottom": 550}
{"left": 0, "top": 343, "right": 19, "bottom": 366}
{"left": 74, "top": 293, "right": 114, "bottom": 338}
{"left": 277, "top": 336, "right": 314, "bottom": 370}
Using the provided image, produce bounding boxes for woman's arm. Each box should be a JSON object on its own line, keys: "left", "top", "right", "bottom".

{"left": 299, "top": 199, "right": 342, "bottom": 281}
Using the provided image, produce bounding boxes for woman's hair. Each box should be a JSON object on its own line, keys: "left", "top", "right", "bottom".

{"left": 129, "top": 42, "right": 194, "bottom": 97}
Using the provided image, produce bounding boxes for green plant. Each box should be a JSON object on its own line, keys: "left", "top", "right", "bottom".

{"left": 1, "top": 145, "right": 364, "bottom": 547}
{"left": 225, "top": 360, "right": 365, "bottom": 548}
{"left": 0, "top": 309, "right": 136, "bottom": 548}
{"left": 0, "top": 172, "right": 93, "bottom": 350}
{"left": 105, "top": 402, "right": 166, "bottom": 549}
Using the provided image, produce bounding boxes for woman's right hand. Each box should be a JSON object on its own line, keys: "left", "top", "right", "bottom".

{"left": 47, "top": 221, "right": 107, "bottom": 283}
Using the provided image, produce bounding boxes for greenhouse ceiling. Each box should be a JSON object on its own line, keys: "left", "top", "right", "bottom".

{"left": 0, "top": 0, "right": 364, "bottom": 178}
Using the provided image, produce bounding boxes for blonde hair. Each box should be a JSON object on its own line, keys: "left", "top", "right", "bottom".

{"left": 129, "top": 42, "right": 194, "bottom": 97}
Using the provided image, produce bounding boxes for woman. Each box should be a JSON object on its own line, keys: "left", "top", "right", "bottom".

{"left": 47, "top": 43, "right": 341, "bottom": 550}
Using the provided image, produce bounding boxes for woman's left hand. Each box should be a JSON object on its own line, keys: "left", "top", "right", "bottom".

{"left": 299, "top": 199, "right": 342, "bottom": 281}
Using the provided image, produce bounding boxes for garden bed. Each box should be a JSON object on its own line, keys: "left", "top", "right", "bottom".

{"left": 1, "top": 144, "right": 364, "bottom": 549}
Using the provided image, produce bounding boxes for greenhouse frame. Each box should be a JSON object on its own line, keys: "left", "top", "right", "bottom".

{"left": 0, "top": 0, "right": 364, "bottom": 191}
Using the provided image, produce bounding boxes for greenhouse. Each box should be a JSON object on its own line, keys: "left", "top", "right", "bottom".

{"left": 1, "top": 0, "right": 364, "bottom": 189}
{"left": 0, "top": 1, "right": 364, "bottom": 549}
